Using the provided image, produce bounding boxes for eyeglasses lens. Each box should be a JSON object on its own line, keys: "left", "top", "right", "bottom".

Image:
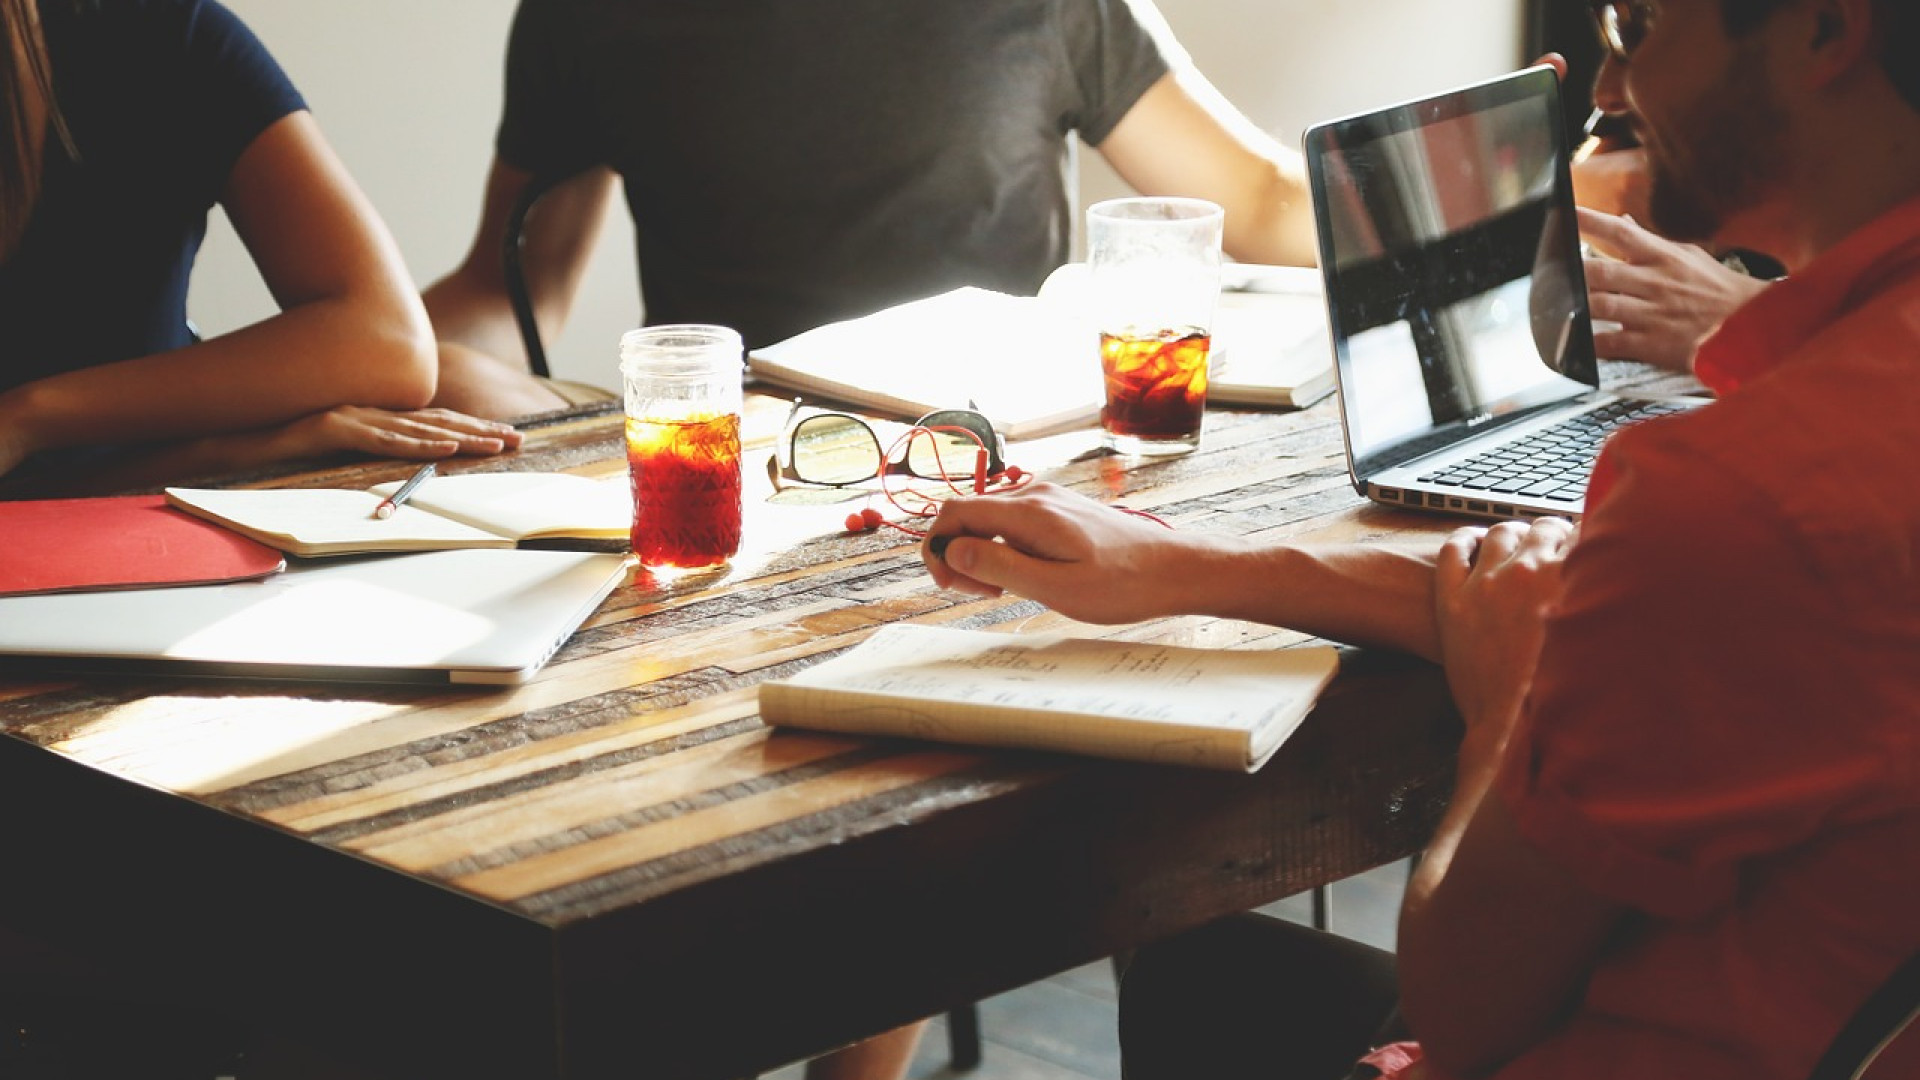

{"left": 1595, "top": 2, "right": 1645, "bottom": 59}
{"left": 908, "top": 412, "right": 1002, "bottom": 479}
{"left": 790, "top": 414, "right": 883, "bottom": 485}
{"left": 904, "top": 428, "right": 989, "bottom": 480}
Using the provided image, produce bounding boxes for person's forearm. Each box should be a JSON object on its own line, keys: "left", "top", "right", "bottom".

{"left": 4, "top": 432, "right": 266, "bottom": 497}
{"left": 422, "top": 163, "right": 618, "bottom": 369}
{"left": 423, "top": 270, "right": 533, "bottom": 367}
{"left": 1395, "top": 724, "right": 1616, "bottom": 1077}
{"left": 1396, "top": 513, "right": 1592, "bottom": 1075}
{"left": 1186, "top": 535, "right": 1444, "bottom": 659}
{"left": 1219, "top": 161, "right": 1318, "bottom": 269}
{"left": 1403, "top": 725, "right": 1508, "bottom": 916}
{"left": 1394, "top": 730, "right": 1550, "bottom": 1079}
{"left": 1097, "top": 71, "right": 1318, "bottom": 269}
{"left": 4, "top": 290, "right": 433, "bottom": 460}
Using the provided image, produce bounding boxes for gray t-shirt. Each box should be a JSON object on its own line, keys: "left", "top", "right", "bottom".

{"left": 499, "top": 0, "right": 1169, "bottom": 348}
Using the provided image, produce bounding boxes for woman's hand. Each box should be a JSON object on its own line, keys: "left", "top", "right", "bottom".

{"left": 240, "top": 404, "right": 524, "bottom": 463}
{"left": 2, "top": 405, "right": 524, "bottom": 497}
{"left": 1433, "top": 518, "right": 1577, "bottom": 739}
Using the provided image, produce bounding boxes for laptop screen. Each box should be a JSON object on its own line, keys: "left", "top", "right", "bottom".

{"left": 1305, "top": 66, "right": 1598, "bottom": 479}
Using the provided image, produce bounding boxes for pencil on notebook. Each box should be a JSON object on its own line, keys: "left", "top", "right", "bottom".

{"left": 373, "top": 463, "right": 436, "bottom": 519}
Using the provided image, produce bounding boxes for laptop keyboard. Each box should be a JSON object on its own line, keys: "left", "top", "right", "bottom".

{"left": 1415, "top": 398, "right": 1691, "bottom": 503}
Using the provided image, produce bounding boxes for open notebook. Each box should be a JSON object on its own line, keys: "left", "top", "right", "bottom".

{"left": 167, "top": 471, "right": 631, "bottom": 557}
{"left": 0, "top": 548, "right": 629, "bottom": 685}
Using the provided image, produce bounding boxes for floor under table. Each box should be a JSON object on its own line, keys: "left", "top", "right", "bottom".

{"left": 767, "top": 859, "right": 1409, "bottom": 1080}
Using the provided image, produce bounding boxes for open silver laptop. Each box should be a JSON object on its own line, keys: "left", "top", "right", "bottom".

{"left": 1304, "top": 66, "right": 1701, "bottom": 521}
{"left": 0, "top": 548, "right": 628, "bottom": 685}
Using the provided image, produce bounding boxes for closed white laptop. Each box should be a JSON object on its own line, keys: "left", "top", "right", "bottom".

{"left": 0, "top": 548, "right": 628, "bottom": 685}
{"left": 1303, "top": 66, "right": 1702, "bottom": 521}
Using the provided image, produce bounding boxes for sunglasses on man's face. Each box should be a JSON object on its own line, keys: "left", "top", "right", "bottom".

{"left": 1592, "top": 0, "right": 1654, "bottom": 61}
{"left": 770, "top": 401, "right": 1008, "bottom": 490}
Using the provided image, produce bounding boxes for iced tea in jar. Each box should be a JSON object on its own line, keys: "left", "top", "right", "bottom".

{"left": 620, "top": 325, "right": 744, "bottom": 571}
{"left": 1087, "top": 197, "right": 1224, "bottom": 455}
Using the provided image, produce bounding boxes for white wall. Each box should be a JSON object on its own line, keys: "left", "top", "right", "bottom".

{"left": 194, "top": 0, "right": 641, "bottom": 390}
{"left": 192, "top": 0, "right": 1521, "bottom": 393}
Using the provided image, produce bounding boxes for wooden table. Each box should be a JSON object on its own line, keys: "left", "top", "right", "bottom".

{"left": 0, "top": 393, "right": 1477, "bottom": 1079}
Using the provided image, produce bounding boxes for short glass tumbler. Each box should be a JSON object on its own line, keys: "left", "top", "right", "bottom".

{"left": 1086, "top": 197, "right": 1224, "bottom": 456}
{"left": 620, "top": 324, "right": 745, "bottom": 571}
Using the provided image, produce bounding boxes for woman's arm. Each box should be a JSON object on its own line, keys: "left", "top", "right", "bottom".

{"left": 0, "top": 111, "right": 438, "bottom": 473}
{"left": 0, "top": 405, "right": 523, "bottom": 498}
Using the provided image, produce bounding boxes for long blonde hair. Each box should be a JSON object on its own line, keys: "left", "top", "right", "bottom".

{"left": 1, "top": 0, "right": 75, "bottom": 261}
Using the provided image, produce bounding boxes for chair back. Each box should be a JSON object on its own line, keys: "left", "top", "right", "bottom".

{"left": 1807, "top": 951, "right": 1920, "bottom": 1080}
{"left": 501, "top": 174, "right": 571, "bottom": 380}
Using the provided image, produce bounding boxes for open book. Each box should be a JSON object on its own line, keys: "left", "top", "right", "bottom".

{"left": 747, "top": 287, "right": 1104, "bottom": 441}
{"left": 166, "top": 472, "right": 631, "bottom": 557}
{"left": 759, "top": 624, "right": 1340, "bottom": 772}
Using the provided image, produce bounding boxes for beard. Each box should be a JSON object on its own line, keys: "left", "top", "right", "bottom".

{"left": 1641, "top": 41, "right": 1788, "bottom": 244}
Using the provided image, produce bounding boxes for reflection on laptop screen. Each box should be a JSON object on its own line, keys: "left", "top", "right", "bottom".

{"left": 1308, "top": 67, "right": 1597, "bottom": 474}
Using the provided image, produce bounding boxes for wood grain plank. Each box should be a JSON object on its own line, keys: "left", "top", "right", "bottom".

{"left": 346, "top": 726, "right": 869, "bottom": 870}
{"left": 451, "top": 749, "right": 985, "bottom": 903}
{"left": 163, "top": 595, "right": 867, "bottom": 793}
{"left": 0, "top": 681, "right": 76, "bottom": 705}
{"left": 262, "top": 688, "right": 766, "bottom": 831}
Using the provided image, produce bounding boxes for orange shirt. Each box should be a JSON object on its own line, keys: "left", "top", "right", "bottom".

{"left": 1492, "top": 197, "right": 1920, "bottom": 1080}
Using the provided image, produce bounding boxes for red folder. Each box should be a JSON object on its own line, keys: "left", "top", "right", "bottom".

{"left": 0, "top": 494, "right": 286, "bottom": 597}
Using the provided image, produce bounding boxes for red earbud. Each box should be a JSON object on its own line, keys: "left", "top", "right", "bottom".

{"left": 845, "top": 507, "right": 886, "bottom": 533}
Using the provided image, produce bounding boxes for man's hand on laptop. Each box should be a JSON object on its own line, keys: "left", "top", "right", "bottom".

{"left": 1579, "top": 207, "right": 1771, "bottom": 375}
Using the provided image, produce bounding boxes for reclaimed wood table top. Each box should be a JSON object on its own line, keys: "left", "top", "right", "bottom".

{"left": 0, "top": 388, "right": 1544, "bottom": 1079}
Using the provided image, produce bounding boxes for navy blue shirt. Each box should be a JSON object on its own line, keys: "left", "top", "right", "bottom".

{"left": 0, "top": 0, "right": 305, "bottom": 393}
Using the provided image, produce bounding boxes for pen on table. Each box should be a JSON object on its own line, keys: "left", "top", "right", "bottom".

{"left": 373, "top": 463, "right": 435, "bottom": 519}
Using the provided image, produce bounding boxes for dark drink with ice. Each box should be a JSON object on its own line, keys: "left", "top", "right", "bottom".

{"left": 1100, "top": 327, "right": 1210, "bottom": 453}
{"left": 626, "top": 411, "right": 742, "bottom": 570}
{"left": 1086, "top": 196, "right": 1223, "bottom": 456}
{"left": 620, "top": 323, "right": 744, "bottom": 571}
